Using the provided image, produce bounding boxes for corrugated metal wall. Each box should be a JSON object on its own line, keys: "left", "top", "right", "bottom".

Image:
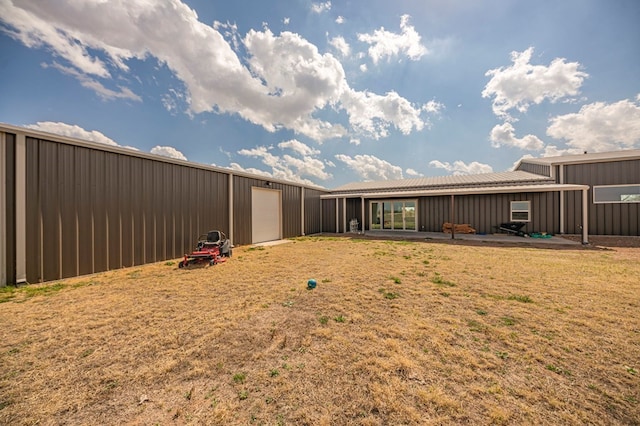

{"left": 304, "top": 188, "right": 324, "bottom": 235}
{"left": 3, "top": 133, "right": 16, "bottom": 285}
{"left": 233, "top": 176, "right": 304, "bottom": 244}
{"left": 25, "top": 137, "right": 230, "bottom": 282}
{"left": 452, "top": 193, "right": 559, "bottom": 235}
{"left": 321, "top": 198, "right": 340, "bottom": 232}
{"left": 419, "top": 196, "right": 451, "bottom": 232}
{"left": 562, "top": 160, "right": 640, "bottom": 235}
{"left": 346, "top": 198, "right": 362, "bottom": 231}
{"left": 517, "top": 162, "right": 551, "bottom": 177}
{"left": 378, "top": 192, "right": 560, "bottom": 235}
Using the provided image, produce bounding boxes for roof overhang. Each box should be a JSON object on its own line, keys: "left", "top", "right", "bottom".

{"left": 321, "top": 183, "right": 589, "bottom": 199}
{"left": 518, "top": 149, "right": 640, "bottom": 167}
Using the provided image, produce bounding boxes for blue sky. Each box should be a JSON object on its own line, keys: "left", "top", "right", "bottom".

{"left": 1, "top": 0, "right": 639, "bottom": 187}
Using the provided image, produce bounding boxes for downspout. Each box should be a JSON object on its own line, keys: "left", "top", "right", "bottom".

{"left": 301, "top": 187, "right": 305, "bottom": 236}
{"left": 320, "top": 197, "right": 323, "bottom": 234}
{"left": 228, "top": 173, "right": 234, "bottom": 246}
{"left": 582, "top": 188, "right": 589, "bottom": 244}
{"left": 15, "top": 133, "right": 26, "bottom": 283}
{"left": 335, "top": 198, "right": 339, "bottom": 233}
{"left": 559, "top": 164, "right": 565, "bottom": 234}
{"left": 361, "top": 196, "right": 365, "bottom": 235}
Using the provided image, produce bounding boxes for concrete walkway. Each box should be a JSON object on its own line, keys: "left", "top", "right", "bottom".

{"left": 346, "top": 230, "right": 582, "bottom": 246}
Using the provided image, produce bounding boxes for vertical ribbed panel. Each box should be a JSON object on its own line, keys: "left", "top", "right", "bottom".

{"left": 563, "top": 160, "right": 640, "bottom": 235}
{"left": 345, "top": 198, "right": 361, "bottom": 229}
{"left": 517, "top": 162, "right": 551, "bottom": 177}
{"left": 25, "top": 138, "right": 232, "bottom": 282}
{"left": 304, "top": 188, "right": 323, "bottom": 235}
{"left": 232, "top": 176, "right": 307, "bottom": 245}
{"left": 3, "top": 133, "right": 17, "bottom": 285}
{"left": 321, "top": 198, "right": 337, "bottom": 232}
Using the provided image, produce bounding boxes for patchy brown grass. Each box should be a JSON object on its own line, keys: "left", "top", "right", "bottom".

{"left": 1, "top": 237, "right": 639, "bottom": 425}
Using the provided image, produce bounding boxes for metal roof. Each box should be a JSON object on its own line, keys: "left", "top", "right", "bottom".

{"left": 519, "top": 149, "right": 640, "bottom": 166}
{"left": 330, "top": 170, "right": 552, "bottom": 194}
{"left": 322, "top": 183, "right": 588, "bottom": 199}
{"left": 0, "top": 122, "right": 328, "bottom": 191}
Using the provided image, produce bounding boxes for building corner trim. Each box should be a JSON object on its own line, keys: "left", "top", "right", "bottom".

{"left": 16, "top": 133, "right": 27, "bottom": 283}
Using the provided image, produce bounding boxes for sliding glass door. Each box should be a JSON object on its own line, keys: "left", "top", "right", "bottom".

{"left": 370, "top": 200, "right": 416, "bottom": 231}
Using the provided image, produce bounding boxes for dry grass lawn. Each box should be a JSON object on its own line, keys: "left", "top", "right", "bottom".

{"left": 1, "top": 236, "right": 639, "bottom": 425}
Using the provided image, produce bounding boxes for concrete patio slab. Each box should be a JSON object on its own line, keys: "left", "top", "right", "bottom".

{"left": 342, "top": 230, "right": 582, "bottom": 246}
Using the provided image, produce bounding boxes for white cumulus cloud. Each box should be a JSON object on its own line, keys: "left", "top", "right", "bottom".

{"left": 228, "top": 162, "right": 273, "bottom": 178}
{"left": 405, "top": 168, "right": 422, "bottom": 177}
{"left": 311, "top": 1, "right": 331, "bottom": 14}
{"left": 357, "top": 15, "right": 427, "bottom": 64}
{"left": 278, "top": 139, "right": 320, "bottom": 156}
{"left": 482, "top": 47, "right": 588, "bottom": 121}
{"left": 238, "top": 144, "right": 332, "bottom": 184}
{"left": 335, "top": 154, "right": 403, "bottom": 181}
{"left": 25, "top": 121, "right": 119, "bottom": 146}
{"left": 489, "top": 122, "right": 544, "bottom": 151}
{"left": 340, "top": 89, "right": 441, "bottom": 139}
{"left": 0, "top": 1, "right": 437, "bottom": 144}
{"left": 429, "top": 160, "right": 493, "bottom": 175}
{"left": 151, "top": 145, "right": 187, "bottom": 161}
{"left": 546, "top": 97, "right": 640, "bottom": 152}
{"left": 329, "top": 36, "right": 350, "bottom": 57}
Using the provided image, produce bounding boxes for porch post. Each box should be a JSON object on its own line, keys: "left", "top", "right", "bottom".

{"left": 361, "top": 196, "right": 365, "bottom": 235}
{"left": 450, "top": 194, "right": 455, "bottom": 240}
{"left": 559, "top": 165, "right": 565, "bottom": 234}
{"left": 228, "top": 173, "right": 234, "bottom": 246}
{"left": 300, "top": 187, "right": 305, "bottom": 236}
{"left": 15, "top": 133, "right": 26, "bottom": 283}
{"left": 582, "top": 188, "right": 589, "bottom": 244}
{"left": 342, "top": 197, "right": 347, "bottom": 234}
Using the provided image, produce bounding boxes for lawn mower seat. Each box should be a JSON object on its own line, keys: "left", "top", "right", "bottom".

{"left": 207, "top": 231, "right": 221, "bottom": 243}
{"left": 196, "top": 230, "right": 231, "bottom": 256}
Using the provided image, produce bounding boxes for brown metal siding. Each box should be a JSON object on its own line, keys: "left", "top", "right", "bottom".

{"left": 304, "top": 188, "right": 324, "bottom": 234}
{"left": 25, "top": 137, "right": 231, "bottom": 282}
{"left": 25, "top": 138, "right": 41, "bottom": 282}
{"left": 517, "top": 162, "right": 551, "bottom": 177}
{"left": 232, "top": 175, "right": 252, "bottom": 245}
{"left": 59, "top": 143, "right": 77, "bottom": 278}
{"left": 232, "top": 176, "right": 307, "bottom": 244}
{"left": 5, "top": 133, "right": 16, "bottom": 285}
{"left": 321, "top": 198, "right": 338, "bottom": 232}
{"left": 419, "top": 196, "right": 450, "bottom": 232}
{"left": 76, "top": 147, "right": 93, "bottom": 276}
{"left": 563, "top": 160, "right": 640, "bottom": 235}
{"left": 416, "top": 193, "right": 559, "bottom": 235}
{"left": 281, "top": 184, "right": 301, "bottom": 239}
{"left": 344, "top": 198, "right": 362, "bottom": 231}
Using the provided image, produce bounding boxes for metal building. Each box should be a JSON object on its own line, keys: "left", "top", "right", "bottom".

{"left": 1, "top": 124, "right": 326, "bottom": 286}
{"left": 2, "top": 122, "right": 638, "bottom": 286}
{"left": 322, "top": 149, "right": 640, "bottom": 242}
{"left": 517, "top": 151, "right": 640, "bottom": 236}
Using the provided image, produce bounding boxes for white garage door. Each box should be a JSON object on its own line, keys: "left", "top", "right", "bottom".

{"left": 251, "top": 187, "right": 281, "bottom": 244}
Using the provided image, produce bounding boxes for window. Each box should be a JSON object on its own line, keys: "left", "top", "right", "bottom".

{"left": 510, "top": 201, "right": 530, "bottom": 222}
{"left": 370, "top": 200, "right": 417, "bottom": 231}
{"left": 370, "top": 202, "right": 381, "bottom": 229}
{"left": 593, "top": 185, "right": 640, "bottom": 204}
